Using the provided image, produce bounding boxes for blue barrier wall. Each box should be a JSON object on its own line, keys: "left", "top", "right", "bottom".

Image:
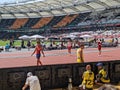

{"left": 0, "top": 60, "right": 120, "bottom": 90}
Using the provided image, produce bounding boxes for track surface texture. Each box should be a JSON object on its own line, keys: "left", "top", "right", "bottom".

{"left": 0, "top": 47, "right": 120, "bottom": 68}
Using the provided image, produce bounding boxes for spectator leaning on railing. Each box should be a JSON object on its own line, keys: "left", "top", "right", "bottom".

{"left": 22, "top": 72, "right": 41, "bottom": 90}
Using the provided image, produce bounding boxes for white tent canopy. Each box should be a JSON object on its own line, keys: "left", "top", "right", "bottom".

{"left": 80, "top": 34, "right": 93, "bottom": 38}
{"left": 80, "top": 34, "right": 94, "bottom": 42}
{"left": 70, "top": 32, "right": 80, "bottom": 35}
{"left": 30, "top": 34, "right": 45, "bottom": 39}
{"left": 18, "top": 35, "right": 30, "bottom": 40}
{"left": 64, "top": 34, "right": 77, "bottom": 39}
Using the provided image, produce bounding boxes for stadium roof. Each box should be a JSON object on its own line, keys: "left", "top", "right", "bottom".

{"left": 0, "top": 0, "right": 120, "bottom": 19}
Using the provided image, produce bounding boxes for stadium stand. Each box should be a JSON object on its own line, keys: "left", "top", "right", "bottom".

{"left": 10, "top": 18, "right": 29, "bottom": 29}
{"left": 0, "top": 9, "right": 119, "bottom": 39}
{"left": 67, "top": 12, "right": 91, "bottom": 27}
{"left": 32, "top": 17, "right": 53, "bottom": 29}
{"left": 0, "top": 0, "right": 119, "bottom": 39}
{"left": 23, "top": 18, "right": 40, "bottom": 28}
{"left": 77, "top": 9, "right": 120, "bottom": 27}
{"left": 0, "top": 19, "right": 15, "bottom": 29}
{"left": 0, "top": 9, "right": 119, "bottom": 32}
{"left": 53, "top": 14, "right": 78, "bottom": 27}
{"left": 47, "top": 16, "right": 65, "bottom": 27}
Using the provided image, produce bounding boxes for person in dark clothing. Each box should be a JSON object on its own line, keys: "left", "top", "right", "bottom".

{"left": 27, "top": 40, "right": 31, "bottom": 51}
{"left": 21, "top": 40, "right": 25, "bottom": 48}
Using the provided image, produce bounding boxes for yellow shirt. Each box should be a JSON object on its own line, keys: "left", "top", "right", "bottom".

{"left": 77, "top": 48, "right": 84, "bottom": 63}
{"left": 99, "top": 69, "right": 110, "bottom": 83}
{"left": 82, "top": 70, "right": 94, "bottom": 89}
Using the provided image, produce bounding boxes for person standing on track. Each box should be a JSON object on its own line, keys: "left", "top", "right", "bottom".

{"left": 97, "top": 40, "right": 102, "bottom": 56}
{"left": 27, "top": 40, "right": 31, "bottom": 51}
{"left": 77, "top": 44, "right": 84, "bottom": 63}
{"left": 31, "top": 41, "right": 45, "bottom": 66}
{"left": 67, "top": 39, "right": 72, "bottom": 55}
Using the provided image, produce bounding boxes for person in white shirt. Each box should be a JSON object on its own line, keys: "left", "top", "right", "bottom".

{"left": 22, "top": 72, "right": 41, "bottom": 90}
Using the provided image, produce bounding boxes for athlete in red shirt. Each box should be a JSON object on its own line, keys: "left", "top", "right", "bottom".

{"left": 31, "top": 41, "right": 45, "bottom": 66}
{"left": 97, "top": 40, "right": 102, "bottom": 55}
{"left": 67, "top": 39, "right": 72, "bottom": 55}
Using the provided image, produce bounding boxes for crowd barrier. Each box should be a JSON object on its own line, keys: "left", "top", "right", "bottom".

{"left": 110, "top": 61, "right": 120, "bottom": 84}
{"left": 0, "top": 60, "right": 120, "bottom": 90}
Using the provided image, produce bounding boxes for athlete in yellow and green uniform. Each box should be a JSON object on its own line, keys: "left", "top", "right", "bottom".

{"left": 77, "top": 44, "right": 84, "bottom": 63}
{"left": 95, "top": 63, "right": 110, "bottom": 85}
{"left": 80, "top": 65, "right": 94, "bottom": 90}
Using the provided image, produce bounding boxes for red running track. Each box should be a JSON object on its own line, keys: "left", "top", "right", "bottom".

{"left": 0, "top": 47, "right": 120, "bottom": 68}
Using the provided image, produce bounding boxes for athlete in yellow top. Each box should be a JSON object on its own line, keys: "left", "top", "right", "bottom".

{"left": 80, "top": 65, "right": 94, "bottom": 90}
{"left": 77, "top": 44, "right": 84, "bottom": 63}
{"left": 95, "top": 63, "right": 110, "bottom": 85}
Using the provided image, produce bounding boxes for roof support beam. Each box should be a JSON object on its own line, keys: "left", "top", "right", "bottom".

{"left": 10, "top": 13, "right": 17, "bottom": 18}
{"left": 22, "top": 5, "right": 38, "bottom": 13}
{"left": 40, "top": 2, "right": 53, "bottom": 11}
{"left": 36, "top": 12, "right": 42, "bottom": 17}
{"left": 69, "top": 7, "right": 80, "bottom": 13}
{"left": 0, "top": 14, "right": 2, "bottom": 19}
{"left": 94, "top": 0, "right": 110, "bottom": 8}
{"left": 40, "top": 11, "right": 54, "bottom": 17}
{"left": 23, "top": 13, "right": 31, "bottom": 18}
{"left": 113, "top": 0, "right": 120, "bottom": 4}
{"left": 11, "top": 6, "right": 22, "bottom": 13}
{"left": 29, "top": 3, "right": 41, "bottom": 11}
{"left": 47, "top": 11, "right": 55, "bottom": 16}
{"left": 53, "top": 0, "right": 64, "bottom": 7}
{"left": 60, "top": 9, "right": 68, "bottom": 15}
{"left": 60, "top": 0, "right": 73, "bottom": 5}
{"left": 1, "top": 7, "right": 11, "bottom": 13}
{"left": 0, "top": 0, "right": 119, "bottom": 18}
{"left": 81, "top": 4, "right": 95, "bottom": 12}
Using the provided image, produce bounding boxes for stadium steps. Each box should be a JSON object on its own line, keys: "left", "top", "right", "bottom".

{"left": 53, "top": 14, "right": 78, "bottom": 28}
{"left": 23, "top": 18, "right": 40, "bottom": 28}
{"left": 67, "top": 14, "right": 81, "bottom": 27}
{"left": 32, "top": 17, "right": 53, "bottom": 29}
{"left": 65, "top": 14, "right": 79, "bottom": 27}
{"left": 0, "top": 19, "right": 15, "bottom": 29}
{"left": 68, "top": 13, "right": 91, "bottom": 27}
{"left": 9, "top": 18, "right": 29, "bottom": 29}
{"left": 46, "top": 16, "right": 65, "bottom": 27}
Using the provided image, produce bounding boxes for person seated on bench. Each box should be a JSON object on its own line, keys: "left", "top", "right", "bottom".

{"left": 5, "top": 43, "right": 10, "bottom": 52}
{"left": 95, "top": 63, "right": 110, "bottom": 86}
{"left": 0, "top": 47, "right": 4, "bottom": 52}
{"left": 79, "top": 65, "right": 94, "bottom": 90}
